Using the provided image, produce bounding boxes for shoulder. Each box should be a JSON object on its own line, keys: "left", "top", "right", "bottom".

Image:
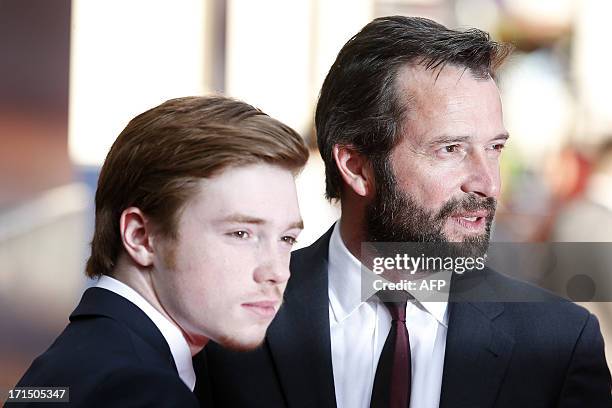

{"left": 17, "top": 317, "right": 196, "bottom": 406}
{"left": 483, "top": 272, "right": 611, "bottom": 402}
{"left": 453, "top": 268, "right": 596, "bottom": 345}
{"left": 483, "top": 268, "right": 590, "bottom": 319}
{"left": 17, "top": 316, "right": 163, "bottom": 388}
{"left": 476, "top": 269, "right": 598, "bottom": 348}
{"left": 486, "top": 269, "right": 587, "bottom": 312}
{"left": 57, "top": 314, "right": 151, "bottom": 365}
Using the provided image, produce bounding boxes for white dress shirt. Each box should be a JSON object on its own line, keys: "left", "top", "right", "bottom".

{"left": 328, "top": 223, "right": 448, "bottom": 408}
{"left": 95, "top": 275, "right": 196, "bottom": 391}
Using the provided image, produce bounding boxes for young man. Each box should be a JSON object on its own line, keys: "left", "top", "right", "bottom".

{"left": 203, "top": 16, "right": 611, "bottom": 407}
{"left": 12, "top": 96, "right": 308, "bottom": 406}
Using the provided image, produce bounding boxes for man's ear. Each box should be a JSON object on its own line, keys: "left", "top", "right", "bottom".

{"left": 332, "top": 144, "right": 375, "bottom": 197}
{"left": 119, "top": 207, "right": 155, "bottom": 268}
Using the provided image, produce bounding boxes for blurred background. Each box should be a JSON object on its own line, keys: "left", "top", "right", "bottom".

{"left": 2, "top": 0, "right": 612, "bottom": 397}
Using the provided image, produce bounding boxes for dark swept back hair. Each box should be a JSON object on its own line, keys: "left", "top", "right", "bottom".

{"left": 315, "top": 16, "right": 513, "bottom": 200}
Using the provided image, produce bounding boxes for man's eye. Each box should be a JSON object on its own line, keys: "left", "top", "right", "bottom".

{"left": 492, "top": 143, "right": 505, "bottom": 151}
{"left": 444, "top": 144, "right": 460, "bottom": 153}
{"left": 230, "top": 231, "right": 250, "bottom": 239}
{"left": 281, "top": 236, "right": 298, "bottom": 246}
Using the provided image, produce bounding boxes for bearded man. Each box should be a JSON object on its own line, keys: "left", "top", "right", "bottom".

{"left": 200, "top": 16, "right": 611, "bottom": 408}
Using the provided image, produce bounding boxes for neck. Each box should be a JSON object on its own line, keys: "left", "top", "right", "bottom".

{"left": 339, "top": 199, "right": 368, "bottom": 262}
{"left": 112, "top": 261, "right": 209, "bottom": 356}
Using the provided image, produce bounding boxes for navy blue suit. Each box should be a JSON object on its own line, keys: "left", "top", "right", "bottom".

{"left": 10, "top": 287, "right": 199, "bottom": 407}
{"left": 200, "top": 227, "right": 611, "bottom": 407}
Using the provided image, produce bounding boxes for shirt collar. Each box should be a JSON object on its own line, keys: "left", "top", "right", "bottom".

{"left": 328, "top": 221, "right": 448, "bottom": 327}
{"left": 95, "top": 275, "right": 196, "bottom": 391}
{"left": 328, "top": 221, "right": 365, "bottom": 324}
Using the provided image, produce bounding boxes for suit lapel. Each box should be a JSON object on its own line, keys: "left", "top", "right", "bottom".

{"left": 266, "top": 226, "right": 337, "bottom": 408}
{"left": 260, "top": 228, "right": 517, "bottom": 408}
{"left": 439, "top": 272, "right": 515, "bottom": 408}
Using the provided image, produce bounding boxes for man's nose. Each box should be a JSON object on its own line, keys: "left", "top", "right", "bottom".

{"left": 460, "top": 150, "right": 500, "bottom": 198}
{"left": 253, "top": 244, "right": 291, "bottom": 285}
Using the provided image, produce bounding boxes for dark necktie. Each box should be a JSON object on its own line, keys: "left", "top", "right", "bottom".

{"left": 370, "top": 300, "right": 411, "bottom": 408}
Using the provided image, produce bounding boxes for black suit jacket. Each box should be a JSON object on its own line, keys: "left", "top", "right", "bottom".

{"left": 9, "top": 287, "right": 199, "bottom": 407}
{"left": 201, "top": 227, "right": 611, "bottom": 407}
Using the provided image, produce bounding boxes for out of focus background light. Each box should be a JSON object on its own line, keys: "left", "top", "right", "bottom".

{"left": 501, "top": 51, "right": 575, "bottom": 164}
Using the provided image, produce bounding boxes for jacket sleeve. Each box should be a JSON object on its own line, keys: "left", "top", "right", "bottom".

{"left": 557, "top": 313, "right": 612, "bottom": 407}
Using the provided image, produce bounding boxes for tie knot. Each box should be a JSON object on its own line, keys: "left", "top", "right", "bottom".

{"left": 374, "top": 290, "right": 410, "bottom": 323}
{"left": 384, "top": 301, "right": 406, "bottom": 323}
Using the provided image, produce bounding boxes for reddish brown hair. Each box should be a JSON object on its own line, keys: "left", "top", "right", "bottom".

{"left": 86, "top": 96, "right": 308, "bottom": 278}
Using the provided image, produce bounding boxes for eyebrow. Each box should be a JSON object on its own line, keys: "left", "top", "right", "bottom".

{"left": 218, "top": 214, "right": 304, "bottom": 230}
{"left": 428, "top": 135, "right": 470, "bottom": 146}
{"left": 427, "top": 132, "right": 510, "bottom": 147}
{"left": 492, "top": 132, "right": 510, "bottom": 142}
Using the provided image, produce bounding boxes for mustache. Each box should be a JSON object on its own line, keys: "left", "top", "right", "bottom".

{"left": 435, "top": 195, "right": 497, "bottom": 222}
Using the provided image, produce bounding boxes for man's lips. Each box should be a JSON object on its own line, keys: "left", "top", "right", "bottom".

{"left": 450, "top": 211, "right": 489, "bottom": 230}
{"left": 241, "top": 300, "right": 279, "bottom": 318}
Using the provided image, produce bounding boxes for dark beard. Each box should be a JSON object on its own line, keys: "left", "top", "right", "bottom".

{"left": 364, "top": 164, "right": 496, "bottom": 260}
